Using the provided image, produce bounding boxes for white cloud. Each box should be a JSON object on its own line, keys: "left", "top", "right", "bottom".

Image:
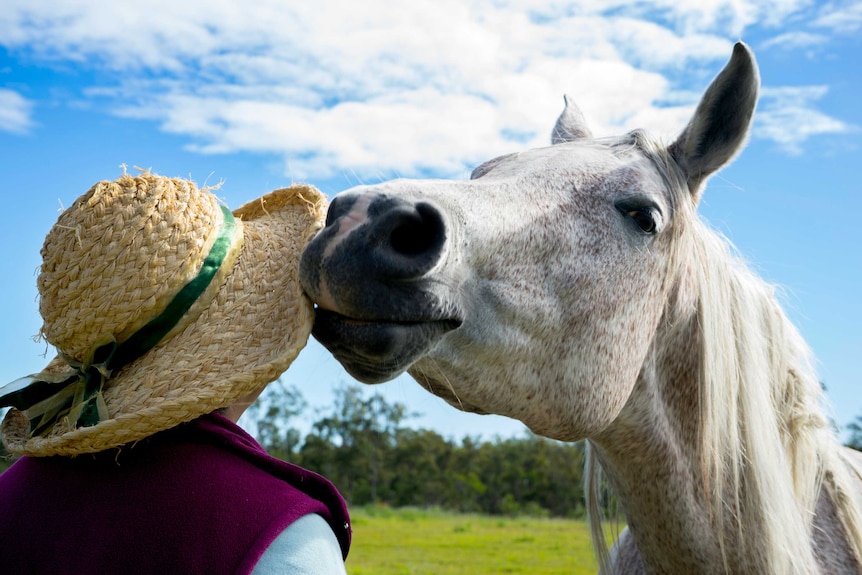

{"left": 760, "top": 31, "right": 829, "bottom": 51}
{"left": 756, "top": 3, "right": 861, "bottom": 55}
{"left": 507, "top": 0, "right": 811, "bottom": 35}
{"left": 0, "top": 0, "right": 851, "bottom": 177}
{"left": 0, "top": 89, "right": 33, "bottom": 134}
{"left": 813, "top": 1, "right": 862, "bottom": 33}
{"left": 755, "top": 86, "right": 852, "bottom": 154}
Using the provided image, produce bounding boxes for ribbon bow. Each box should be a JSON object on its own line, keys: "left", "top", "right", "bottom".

{"left": 0, "top": 341, "right": 117, "bottom": 436}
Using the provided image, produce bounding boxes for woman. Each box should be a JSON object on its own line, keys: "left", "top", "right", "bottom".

{"left": 0, "top": 172, "right": 350, "bottom": 574}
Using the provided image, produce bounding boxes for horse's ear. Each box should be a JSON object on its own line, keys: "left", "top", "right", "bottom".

{"left": 669, "top": 42, "right": 760, "bottom": 197}
{"left": 551, "top": 95, "right": 593, "bottom": 143}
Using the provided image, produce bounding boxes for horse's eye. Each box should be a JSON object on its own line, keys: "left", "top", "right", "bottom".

{"left": 615, "top": 198, "right": 662, "bottom": 234}
{"left": 628, "top": 209, "right": 656, "bottom": 233}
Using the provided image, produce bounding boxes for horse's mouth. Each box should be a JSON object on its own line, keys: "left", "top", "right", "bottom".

{"left": 311, "top": 309, "right": 462, "bottom": 384}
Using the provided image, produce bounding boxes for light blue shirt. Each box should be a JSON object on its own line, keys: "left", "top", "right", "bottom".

{"left": 251, "top": 513, "right": 348, "bottom": 575}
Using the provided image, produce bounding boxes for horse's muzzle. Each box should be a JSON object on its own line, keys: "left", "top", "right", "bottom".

{"left": 299, "top": 191, "right": 462, "bottom": 382}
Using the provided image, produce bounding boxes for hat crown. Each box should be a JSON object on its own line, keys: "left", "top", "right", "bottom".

{"left": 38, "top": 174, "right": 222, "bottom": 362}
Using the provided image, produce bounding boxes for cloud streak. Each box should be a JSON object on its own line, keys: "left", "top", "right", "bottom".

{"left": 756, "top": 86, "right": 852, "bottom": 154}
{"left": 0, "top": 89, "right": 33, "bottom": 134}
{"left": 814, "top": 1, "right": 862, "bottom": 33}
{"left": 0, "top": 0, "right": 853, "bottom": 178}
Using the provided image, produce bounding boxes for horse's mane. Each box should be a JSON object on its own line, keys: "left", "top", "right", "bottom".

{"left": 586, "top": 131, "right": 862, "bottom": 573}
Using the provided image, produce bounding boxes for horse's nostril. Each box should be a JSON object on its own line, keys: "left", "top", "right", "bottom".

{"left": 390, "top": 203, "right": 445, "bottom": 257}
{"left": 361, "top": 199, "right": 446, "bottom": 280}
{"left": 326, "top": 193, "right": 359, "bottom": 227}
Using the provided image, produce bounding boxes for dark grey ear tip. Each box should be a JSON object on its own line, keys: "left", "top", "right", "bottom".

{"left": 669, "top": 42, "right": 760, "bottom": 195}
{"left": 732, "top": 41, "right": 757, "bottom": 64}
{"left": 731, "top": 41, "right": 760, "bottom": 81}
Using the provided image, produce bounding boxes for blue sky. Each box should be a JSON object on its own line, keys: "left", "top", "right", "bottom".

{"left": 1, "top": 0, "right": 860, "bottom": 441}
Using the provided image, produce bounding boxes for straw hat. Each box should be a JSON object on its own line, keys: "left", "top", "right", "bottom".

{"left": 0, "top": 171, "right": 326, "bottom": 457}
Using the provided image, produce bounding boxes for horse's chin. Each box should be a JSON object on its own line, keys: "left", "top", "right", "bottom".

{"left": 311, "top": 309, "right": 461, "bottom": 384}
{"left": 408, "top": 368, "right": 490, "bottom": 414}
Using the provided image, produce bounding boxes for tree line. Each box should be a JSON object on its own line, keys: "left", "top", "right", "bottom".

{"left": 1, "top": 383, "right": 861, "bottom": 518}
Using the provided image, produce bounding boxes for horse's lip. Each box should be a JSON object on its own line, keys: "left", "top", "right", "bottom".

{"left": 311, "top": 309, "right": 461, "bottom": 384}
{"left": 313, "top": 309, "right": 459, "bottom": 326}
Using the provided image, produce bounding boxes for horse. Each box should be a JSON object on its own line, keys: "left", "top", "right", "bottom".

{"left": 299, "top": 42, "right": 862, "bottom": 574}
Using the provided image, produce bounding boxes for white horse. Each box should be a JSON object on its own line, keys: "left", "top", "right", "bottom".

{"left": 299, "top": 43, "right": 862, "bottom": 574}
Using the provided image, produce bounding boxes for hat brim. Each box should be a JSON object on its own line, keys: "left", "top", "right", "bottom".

{"left": 3, "top": 185, "right": 326, "bottom": 456}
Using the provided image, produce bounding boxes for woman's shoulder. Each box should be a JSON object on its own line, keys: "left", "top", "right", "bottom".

{"left": 250, "top": 514, "right": 348, "bottom": 575}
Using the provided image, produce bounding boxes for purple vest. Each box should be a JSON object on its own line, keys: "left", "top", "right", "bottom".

{"left": 0, "top": 412, "right": 351, "bottom": 574}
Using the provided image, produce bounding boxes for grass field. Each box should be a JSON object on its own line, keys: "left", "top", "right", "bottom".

{"left": 345, "top": 506, "right": 600, "bottom": 575}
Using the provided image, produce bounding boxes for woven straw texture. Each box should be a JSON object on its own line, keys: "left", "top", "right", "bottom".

{"left": 2, "top": 173, "right": 326, "bottom": 457}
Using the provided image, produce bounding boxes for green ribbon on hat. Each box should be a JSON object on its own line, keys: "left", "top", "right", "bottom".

{"left": 0, "top": 205, "right": 238, "bottom": 438}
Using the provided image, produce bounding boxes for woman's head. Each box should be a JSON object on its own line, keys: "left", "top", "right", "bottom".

{"left": 1, "top": 171, "right": 326, "bottom": 456}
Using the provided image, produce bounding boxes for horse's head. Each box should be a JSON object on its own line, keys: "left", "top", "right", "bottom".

{"left": 300, "top": 43, "right": 759, "bottom": 441}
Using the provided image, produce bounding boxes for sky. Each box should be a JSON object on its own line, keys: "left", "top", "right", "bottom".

{"left": 0, "top": 0, "right": 860, "bottom": 442}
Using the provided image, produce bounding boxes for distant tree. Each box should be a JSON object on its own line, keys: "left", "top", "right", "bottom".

{"left": 303, "top": 384, "right": 415, "bottom": 503}
{"left": 246, "top": 379, "right": 308, "bottom": 461}
{"left": 445, "top": 435, "right": 487, "bottom": 513}
{"left": 386, "top": 428, "right": 453, "bottom": 507}
{"left": 469, "top": 435, "right": 586, "bottom": 517}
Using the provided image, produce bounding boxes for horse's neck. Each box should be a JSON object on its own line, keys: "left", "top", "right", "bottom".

{"left": 591, "top": 296, "right": 730, "bottom": 574}
{"left": 588, "top": 261, "right": 856, "bottom": 574}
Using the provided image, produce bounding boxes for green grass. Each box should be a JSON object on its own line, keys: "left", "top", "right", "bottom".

{"left": 345, "top": 506, "right": 599, "bottom": 575}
